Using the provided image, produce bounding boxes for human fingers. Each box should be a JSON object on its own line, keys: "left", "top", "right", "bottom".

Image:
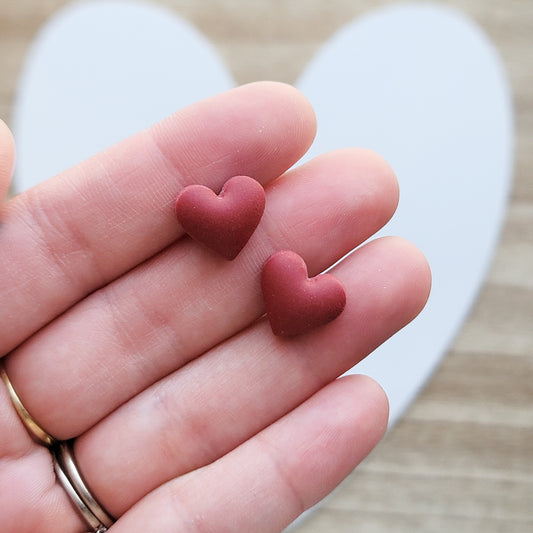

{"left": 5, "top": 148, "right": 399, "bottom": 438}
{"left": 0, "top": 81, "right": 316, "bottom": 355}
{"left": 0, "top": 119, "right": 15, "bottom": 204}
{"left": 111, "top": 375, "right": 389, "bottom": 533}
{"left": 75, "top": 236, "right": 430, "bottom": 516}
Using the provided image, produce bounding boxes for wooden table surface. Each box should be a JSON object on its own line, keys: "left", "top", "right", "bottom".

{"left": 1, "top": 1, "right": 532, "bottom": 532}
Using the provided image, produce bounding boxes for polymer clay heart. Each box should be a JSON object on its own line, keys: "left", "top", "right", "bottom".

{"left": 175, "top": 175, "right": 265, "bottom": 260}
{"left": 262, "top": 250, "right": 346, "bottom": 337}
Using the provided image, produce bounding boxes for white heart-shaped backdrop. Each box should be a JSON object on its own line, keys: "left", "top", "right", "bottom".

{"left": 13, "top": 1, "right": 513, "bottom": 428}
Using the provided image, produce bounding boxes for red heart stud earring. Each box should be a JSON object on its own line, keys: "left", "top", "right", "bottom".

{"left": 175, "top": 175, "right": 265, "bottom": 260}
{"left": 262, "top": 250, "right": 346, "bottom": 337}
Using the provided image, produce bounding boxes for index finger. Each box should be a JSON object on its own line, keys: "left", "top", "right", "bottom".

{"left": 0, "top": 82, "right": 316, "bottom": 355}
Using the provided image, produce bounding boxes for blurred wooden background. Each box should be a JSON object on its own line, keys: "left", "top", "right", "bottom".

{"left": 1, "top": 1, "right": 532, "bottom": 531}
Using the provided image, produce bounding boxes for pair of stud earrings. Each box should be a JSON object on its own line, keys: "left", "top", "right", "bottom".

{"left": 175, "top": 175, "right": 346, "bottom": 337}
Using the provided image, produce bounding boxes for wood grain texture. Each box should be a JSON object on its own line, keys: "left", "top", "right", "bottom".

{"left": 1, "top": 1, "right": 532, "bottom": 531}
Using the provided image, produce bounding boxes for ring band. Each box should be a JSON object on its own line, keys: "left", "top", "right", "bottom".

{"left": 0, "top": 362, "right": 56, "bottom": 447}
{"left": 2, "top": 362, "right": 114, "bottom": 531}
{"left": 53, "top": 441, "right": 114, "bottom": 532}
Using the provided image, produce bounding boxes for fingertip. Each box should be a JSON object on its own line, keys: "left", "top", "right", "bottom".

{"left": 355, "top": 147, "right": 399, "bottom": 213}
{"left": 243, "top": 81, "right": 317, "bottom": 132}
{"left": 337, "top": 373, "right": 390, "bottom": 443}
{"left": 238, "top": 81, "right": 318, "bottom": 156}
{"left": 362, "top": 236, "right": 432, "bottom": 319}
{"left": 315, "top": 147, "right": 400, "bottom": 226}
{"left": 388, "top": 235, "right": 432, "bottom": 309}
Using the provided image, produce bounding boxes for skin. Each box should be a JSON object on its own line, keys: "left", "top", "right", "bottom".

{"left": 0, "top": 82, "right": 431, "bottom": 533}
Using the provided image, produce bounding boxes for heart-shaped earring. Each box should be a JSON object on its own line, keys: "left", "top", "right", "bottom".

{"left": 175, "top": 175, "right": 266, "bottom": 260}
{"left": 262, "top": 250, "right": 346, "bottom": 337}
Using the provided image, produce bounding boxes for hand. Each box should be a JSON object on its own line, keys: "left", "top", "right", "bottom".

{"left": 0, "top": 82, "right": 430, "bottom": 532}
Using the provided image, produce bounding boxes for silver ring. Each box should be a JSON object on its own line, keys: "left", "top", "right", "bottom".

{"left": 53, "top": 441, "right": 114, "bottom": 532}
